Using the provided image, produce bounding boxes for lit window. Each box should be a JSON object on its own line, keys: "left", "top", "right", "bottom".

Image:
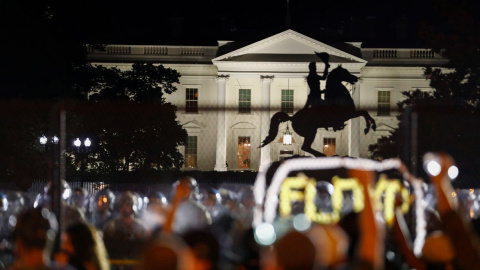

{"left": 281, "top": 89, "right": 294, "bottom": 114}
{"left": 238, "top": 137, "right": 251, "bottom": 169}
{"left": 377, "top": 91, "right": 390, "bottom": 116}
{"left": 186, "top": 88, "right": 198, "bottom": 113}
{"left": 239, "top": 89, "right": 251, "bottom": 114}
{"left": 323, "top": 138, "right": 336, "bottom": 157}
{"left": 185, "top": 136, "right": 197, "bottom": 168}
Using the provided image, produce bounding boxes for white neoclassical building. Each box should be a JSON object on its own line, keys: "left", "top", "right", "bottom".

{"left": 88, "top": 29, "right": 447, "bottom": 172}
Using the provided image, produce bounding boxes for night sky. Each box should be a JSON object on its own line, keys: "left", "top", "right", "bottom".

{"left": 76, "top": 0, "right": 436, "bottom": 46}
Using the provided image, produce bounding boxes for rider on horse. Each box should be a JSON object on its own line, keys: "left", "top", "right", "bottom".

{"left": 304, "top": 52, "right": 345, "bottom": 131}
{"left": 304, "top": 52, "right": 330, "bottom": 109}
{"left": 259, "top": 53, "right": 376, "bottom": 156}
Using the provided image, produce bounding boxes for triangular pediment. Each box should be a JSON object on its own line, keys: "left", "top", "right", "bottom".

{"left": 376, "top": 123, "right": 395, "bottom": 131}
{"left": 374, "top": 123, "right": 395, "bottom": 136}
{"left": 213, "top": 30, "right": 366, "bottom": 64}
{"left": 182, "top": 120, "right": 205, "bottom": 133}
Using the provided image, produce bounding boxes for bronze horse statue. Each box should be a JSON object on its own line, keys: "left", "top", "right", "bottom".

{"left": 259, "top": 65, "right": 376, "bottom": 157}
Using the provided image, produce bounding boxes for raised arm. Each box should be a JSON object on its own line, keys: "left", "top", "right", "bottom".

{"left": 163, "top": 182, "right": 190, "bottom": 233}
{"left": 315, "top": 51, "right": 330, "bottom": 80}
{"left": 348, "top": 169, "right": 384, "bottom": 270}
{"left": 426, "top": 152, "right": 480, "bottom": 269}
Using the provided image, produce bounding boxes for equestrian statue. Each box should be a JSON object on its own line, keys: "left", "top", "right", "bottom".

{"left": 259, "top": 52, "right": 376, "bottom": 157}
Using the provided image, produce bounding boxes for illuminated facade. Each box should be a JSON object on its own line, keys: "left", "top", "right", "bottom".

{"left": 88, "top": 30, "right": 447, "bottom": 171}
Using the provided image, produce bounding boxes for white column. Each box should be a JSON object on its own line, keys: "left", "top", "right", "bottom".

{"left": 348, "top": 81, "right": 361, "bottom": 157}
{"left": 260, "top": 75, "right": 274, "bottom": 172}
{"left": 214, "top": 75, "right": 229, "bottom": 171}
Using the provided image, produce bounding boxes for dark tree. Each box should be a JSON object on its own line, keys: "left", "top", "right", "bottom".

{"left": 69, "top": 63, "right": 187, "bottom": 173}
{"left": 369, "top": 0, "right": 480, "bottom": 187}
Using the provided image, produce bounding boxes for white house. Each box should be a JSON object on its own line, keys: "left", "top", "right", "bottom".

{"left": 88, "top": 29, "right": 447, "bottom": 172}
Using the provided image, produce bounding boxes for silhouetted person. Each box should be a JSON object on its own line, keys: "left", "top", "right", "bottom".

{"left": 139, "top": 234, "right": 194, "bottom": 270}
{"left": 91, "top": 189, "right": 115, "bottom": 231}
{"left": 34, "top": 180, "right": 86, "bottom": 228}
{"left": 304, "top": 52, "right": 330, "bottom": 109}
{"left": 71, "top": 188, "right": 90, "bottom": 222}
{"left": 164, "top": 176, "right": 211, "bottom": 235}
{"left": 10, "top": 207, "right": 74, "bottom": 270}
{"left": 269, "top": 230, "right": 317, "bottom": 270}
{"left": 182, "top": 229, "right": 220, "bottom": 270}
{"left": 55, "top": 222, "right": 110, "bottom": 270}
{"left": 103, "top": 191, "right": 146, "bottom": 260}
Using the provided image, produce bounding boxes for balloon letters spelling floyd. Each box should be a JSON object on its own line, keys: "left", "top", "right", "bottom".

{"left": 279, "top": 174, "right": 410, "bottom": 224}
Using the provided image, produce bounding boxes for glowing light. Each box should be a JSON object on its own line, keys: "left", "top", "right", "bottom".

{"left": 426, "top": 161, "right": 441, "bottom": 176}
{"left": 283, "top": 125, "right": 292, "bottom": 145}
{"left": 41, "top": 208, "right": 51, "bottom": 219}
{"left": 293, "top": 214, "right": 311, "bottom": 231}
{"left": 254, "top": 222, "right": 276, "bottom": 245}
{"left": 74, "top": 138, "right": 81, "bottom": 147}
{"left": 39, "top": 135, "right": 48, "bottom": 145}
{"left": 375, "top": 175, "right": 410, "bottom": 225}
{"left": 84, "top": 138, "right": 92, "bottom": 147}
{"left": 52, "top": 136, "right": 59, "bottom": 144}
{"left": 62, "top": 188, "right": 71, "bottom": 200}
{"left": 279, "top": 176, "right": 308, "bottom": 217}
{"left": 8, "top": 216, "right": 16, "bottom": 228}
{"left": 448, "top": 165, "right": 459, "bottom": 180}
{"left": 411, "top": 179, "right": 426, "bottom": 257}
{"left": 386, "top": 251, "right": 395, "bottom": 261}
{"left": 278, "top": 174, "right": 410, "bottom": 225}
{"left": 452, "top": 192, "right": 457, "bottom": 197}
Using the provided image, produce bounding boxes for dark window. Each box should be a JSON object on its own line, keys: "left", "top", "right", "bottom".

{"left": 239, "top": 89, "right": 251, "bottom": 114}
{"left": 281, "top": 89, "right": 294, "bottom": 114}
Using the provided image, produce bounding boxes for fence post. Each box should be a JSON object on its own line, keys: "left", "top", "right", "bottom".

{"left": 411, "top": 111, "right": 418, "bottom": 176}
{"left": 403, "top": 107, "right": 411, "bottom": 171}
{"left": 49, "top": 102, "right": 66, "bottom": 250}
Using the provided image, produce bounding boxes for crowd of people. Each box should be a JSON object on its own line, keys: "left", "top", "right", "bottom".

{"left": 0, "top": 153, "right": 480, "bottom": 270}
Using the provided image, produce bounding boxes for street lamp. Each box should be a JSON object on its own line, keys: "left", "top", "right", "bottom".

{"left": 74, "top": 138, "right": 91, "bottom": 152}
{"left": 73, "top": 137, "right": 92, "bottom": 187}
{"left": 39, "top": 135, "right": 59, "bottom": 148}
